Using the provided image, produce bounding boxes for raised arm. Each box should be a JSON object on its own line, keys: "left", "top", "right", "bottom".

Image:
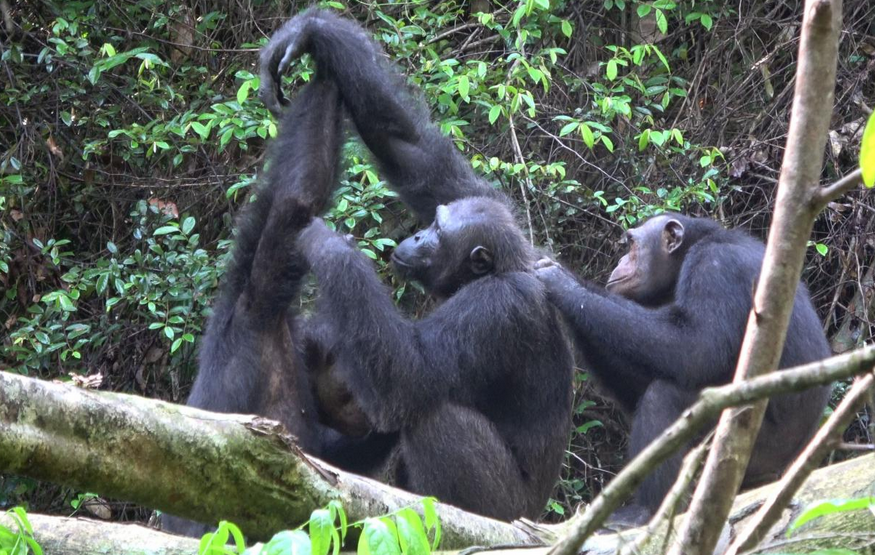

{"left": 260, "top": 9, "right": 498, "bottom": 222}
{"left": 190, "top": 77, "right": 343, "bottom": 416}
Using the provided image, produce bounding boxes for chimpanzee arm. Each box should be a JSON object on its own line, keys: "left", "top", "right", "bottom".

{"left": 298, "top": 219, "right": 528, "bottom": 431}
{"left": 187, "top": 78, "right": 343, "bottom": 417}
{"left": 259, "top": 9, "right": 497, "bottom": 222}
{"left": 536, "top": 246, "right": 753, "bottom": 390}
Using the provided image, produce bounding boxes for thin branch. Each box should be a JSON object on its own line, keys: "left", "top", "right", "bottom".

{"left": 726, "top": 372, "right": 875, "bottom": 555}
{"left": 545, "top": 344, "right": 875, "bottom": 555}
{"left": 618, "top": 438, "right": 712, "bottom": 555}
{"left": 816, "top": 167, "right": 864, "bottom": 205}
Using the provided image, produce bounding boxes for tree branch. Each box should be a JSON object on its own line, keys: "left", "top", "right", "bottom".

{"left": 725, "top": 372, "right": 875, "bottom": 554}
{"left": 545, "top": 344, "right": 875, "bottom": 555}
{"left": 0, "top": 371, "right": 545, "bottom": 547}
{"left": 668, "top": 2, "right": 845, "bottom": 553}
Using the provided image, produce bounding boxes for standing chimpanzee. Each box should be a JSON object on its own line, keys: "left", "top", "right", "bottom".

{"left": 534, "top": 213, "right": 832, "bottom": 524}
{"left": 260, "top": 9, "right": 574, "bottom": 521}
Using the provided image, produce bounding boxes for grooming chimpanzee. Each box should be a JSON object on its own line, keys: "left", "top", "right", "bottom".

{"left": 535, "top": 213, "right": 832, "bottom": 524}
{"left": 260, "top": 9, "right": 574, "bottom": 521}
{"left": 161, "top": 76, "right": 391, "bottom": 536}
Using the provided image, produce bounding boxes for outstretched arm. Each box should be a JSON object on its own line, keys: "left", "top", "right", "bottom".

{"left": 534, "top": 255, "right": 749, "bottom": 391}
{"left": 260, "top": 9, "right": 498, "bottom": 222}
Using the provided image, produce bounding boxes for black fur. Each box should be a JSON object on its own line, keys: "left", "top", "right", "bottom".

{"left": 536, "top": 213, "right": 832, "bottom": 523}
{"left": 161, "top": 77, "right": 393, "bottom": 537}
{"left": 261, "top": 10, "right": 574, "bottom": 521}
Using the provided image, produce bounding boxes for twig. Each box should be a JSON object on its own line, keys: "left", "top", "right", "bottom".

{"left": 618, "top": 438, "right": 712, "bottom": 555}
{"left": 816, "top": 168, "right": 864, "bottom": 205}
{"left": 545, "top": 344, "right": 875, "bottom": 555}
{"left": 725, "top": 372, "right": 875, "bottom": 555}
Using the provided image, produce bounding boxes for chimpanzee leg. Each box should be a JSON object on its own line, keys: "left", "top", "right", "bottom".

{"left": 399, "top": 404, "right": 531, "bottom": 521}
{"left": 614, "top": 380, "right": 699, "bottom": 524}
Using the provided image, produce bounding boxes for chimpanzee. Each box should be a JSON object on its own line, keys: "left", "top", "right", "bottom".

{"left": 260, "top": 9, "right": 575, "bottom": 521}
{"left": 534, "top": 213, "right": 832, "bottom": 524}
{"left": 161, "top": 76, "right": 392, "bottom": 536}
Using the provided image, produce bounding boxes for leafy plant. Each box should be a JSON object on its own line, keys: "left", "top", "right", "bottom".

{"left": 199, "top": 499, "right": 441, "bottom": 555}
{"left": 0, "top": 507, "right": 43, "bottom": 555}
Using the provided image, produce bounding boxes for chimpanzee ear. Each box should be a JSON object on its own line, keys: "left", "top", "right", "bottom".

{"left": 469, "top": 246, "right": 494, "bottom": 275}
{"left": 663, "top": 219, "right": 685, "bottom": 254}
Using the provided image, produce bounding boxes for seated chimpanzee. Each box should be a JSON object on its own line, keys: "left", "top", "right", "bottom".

{"left": 164, "top": 9, "right": 574, "bottom": 535}
{"left": 161, "top": 76, "right": 393, "bottom": 536}
{"left": 259, "top": 9, "right": 574, "bottom": 521}
{"left": 534, "top": 213, "right": 832, "bottom": 524}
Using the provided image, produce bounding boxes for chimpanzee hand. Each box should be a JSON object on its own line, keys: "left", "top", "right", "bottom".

{"left": 534, "top": 257, "right": 577, "bottom": 297}
{"left": 259, "top": 9, "right": 323, "bottom": 116}
{"left": 298, "top": 218, "right": 356, "bottom": 265}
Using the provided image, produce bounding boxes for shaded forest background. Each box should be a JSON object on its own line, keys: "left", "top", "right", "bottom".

{"left": 0, "top": 0, "right": 873, "bottom": 525}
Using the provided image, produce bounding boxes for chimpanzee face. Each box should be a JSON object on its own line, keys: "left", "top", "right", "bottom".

{"left": 392, "top": 202, "right": 494, "bottom": 298}
{"left": 607, "top": 215, "right": 685, "bottom": 306}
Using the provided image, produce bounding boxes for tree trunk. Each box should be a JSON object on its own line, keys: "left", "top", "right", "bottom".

{"left": 0, "top": 371, "right": 544, "bottom": 547}
{"left": 6, "top": 454, "right": 873, "bottom": 554}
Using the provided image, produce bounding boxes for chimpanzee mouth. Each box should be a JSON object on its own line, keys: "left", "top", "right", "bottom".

{"left": 390, "top": 253, "right": 412, "bottom": 269}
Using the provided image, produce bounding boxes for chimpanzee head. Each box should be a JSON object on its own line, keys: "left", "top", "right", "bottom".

{"left": 606, "top": 214, "right": 691, "bottom": 306}
{"left": 391, "top": 197, "right": 532, "bottom": 298}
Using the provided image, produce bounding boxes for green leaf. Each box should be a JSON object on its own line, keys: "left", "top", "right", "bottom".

{"left": 458, "top": 75, "right": 469, "bottom": 100}
{"left": 237, "top": 80, "right": 251, "bottom": 104}
{"left": 360, "top": 518, "right": 400, "bottom": 555}
{"left": 488, "top": 105, "right": 501, "bottom": 125}
{"left": 606, "top": 59, "right": 618, "bottom": 80}
{"left": 815, "top": 243, "right": 828, "bottom": 256}
{"left": 96, "top": 274, "right": 109, "bottom": 295}
{"left": 655, "top": 9, "right": 668, "bottom": 34}
{"left": 559, "top": 121, "right": 578, "bottom": 137}
{"left": 309, "top": 509, "right": 333, "bottom": 555}
{"left": 421, "top": 498, "right": 441, "bottom": 550}
{"left": 164, "top": 326, "right": 174, "bottom": 340}
{"left": 699, "top": 13, "right": 713, "bottom": 30}
{"left": 395, "top": 509, "right": 430, "bottom": 555}
{"left": 328, "top": 501, "right": 348, "bottom": 543}
{"left": 59, "top": 294, "right": 76, "bottom": 312}
{"left": 789, "top": 497, "right": 875, "bottom": 535}
{"left": 600, "top": 135, "right": 615, "bottom": 153}
{"left": 171, "top": 338, "right": 183, "bottom": 353}
{"left": 561, "top": 20, "right": 572, "bottom": 38}
{"left": 263, "top": 530, "right": 312, "bottom": 555}
{"left": 638, "top": 130, "right": 651, "bottom": 151}
{"left": 182, "top": 216, "right": 196, "bottom": 235}
{"left": 153, "top": 226, "right": 179, "bottom": 236}
{"left": 637, "top": 4, "right": 652, "bottom": 17}
{"left": 860, "top": 111, "right": 875, "bottom": 187}
{"left": 579, "top": 123, "right": 595, "bottom": 149}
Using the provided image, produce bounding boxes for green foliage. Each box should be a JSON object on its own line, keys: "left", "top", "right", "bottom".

{"left": 787, "top": 497, "right": 875, "bottom": 535}
{"left": 200, "top": 521, "right": 246, "bottom": 555}
{"left": 861, "top": 111, "right": 875, "bottom": 187}
{"left": 0, "top": 507, "right": 43, "bottom": 555}
{"left": 199, "top": 500, "right": 440, "bottom": 555}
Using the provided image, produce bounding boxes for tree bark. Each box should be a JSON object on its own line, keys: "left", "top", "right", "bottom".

{"left": 670, "top": 2, "right": 845, "bottom": 553}
{"left": 0, "top": 371, "right": 543, "bottom": 547}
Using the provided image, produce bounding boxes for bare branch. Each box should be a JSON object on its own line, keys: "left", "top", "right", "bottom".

{"left": 545, "top": 344, "right": 875, "bottom": 555}
{"left": 669, "top": 2, "right": 845, "bottom": 552}
{"left": 726, "top": 372, "right": 875, "bottom": 554}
